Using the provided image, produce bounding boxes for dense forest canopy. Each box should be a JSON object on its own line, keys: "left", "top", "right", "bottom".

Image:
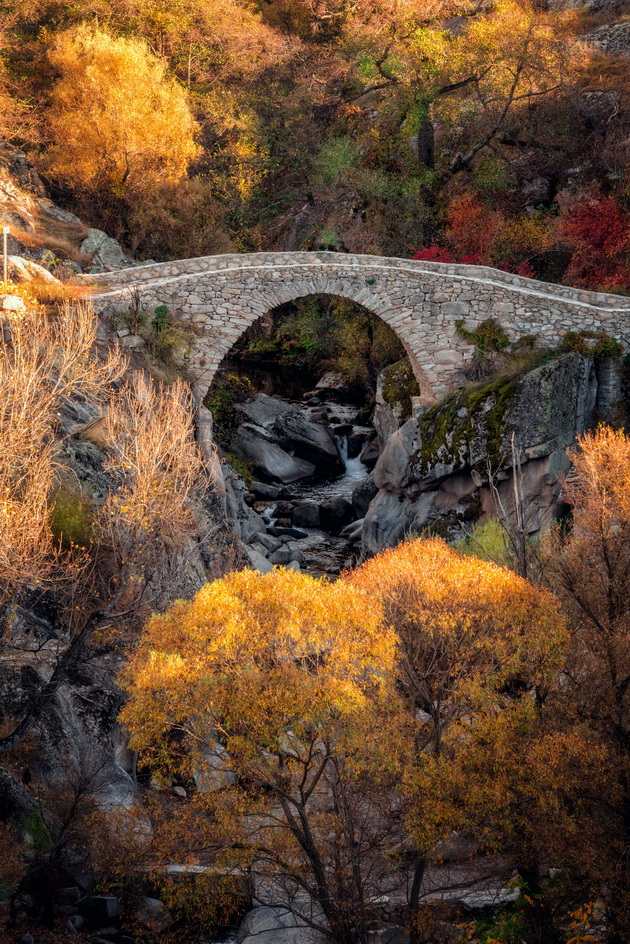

{"left": 1, "top": 0, "right": 630, "bottom": 287}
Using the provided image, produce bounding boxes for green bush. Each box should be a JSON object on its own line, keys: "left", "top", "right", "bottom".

{"left": 225, "top": 452, "right": 254, "bottom": 485}
{"left": 560, "top": 330, "right": 623, "bottom": 360}
{"left": 381, "top": 358, "right": 420, "bottom": 418}
{"left": 152, "top": 304, "right": 170, "bottom": 333}
{"left": 50, "top": 485, "right": 94, "bottom": 550}
{"left": 316, "top": 137, "right": 360, "bottom": 185}
{"left": 205, "top": 374, "right": 255, "bottom": 449}
{"left": 456, "top": 318, "right": 510, "bottom": 352}
{"left": 456, "top": 517, "right": 510, "bottom": 567}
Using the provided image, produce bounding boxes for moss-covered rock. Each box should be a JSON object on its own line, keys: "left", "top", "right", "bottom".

{"left": 380, "top": 358, "right": 421, "bottom": 419}
{"left": 411, "top": 352, "right": 598, "bottom": 484}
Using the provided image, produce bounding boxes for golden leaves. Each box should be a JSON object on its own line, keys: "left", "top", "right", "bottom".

{"left": 44, "top": 25, "right": 200, "bottom": 197}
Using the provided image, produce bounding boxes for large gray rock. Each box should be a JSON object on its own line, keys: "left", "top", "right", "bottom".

{"left": 320, "top": 496, "right": 355, "bottom": 531}
{"left": 245, "top": 546, "right": 274, "bottom": 573}
{"left": 233, "top": 424, "right": 315, "bottom": 484}
{"left": 80, "top": 228, "right": 136, "bottom": 273}
{"left": 361, "top": 352, "right": 604, "bottom": 557}
{"left": 193, "top": 742, "right": 237, "bottom": 793}
{"left": 224, "top": 467, "right": 267, "bottom": 542}
{"left": 582, "top": 20, "right": 630, "bottom": 56}
{"left": 236, "top": 394, "right": 295, "bottom": 428}
{"left": 373, "top": 419, "right": 418, "bottom": 494}
{"left": 410, "top": 352, "right": 597, "bottom": 488}
{"left": 361, "top": 490, "right": 438, "bottom": 557}
{"left": 293, "top": 503, "right": 321, "bottom": 528}
{"left": 352, "top": 473, "right": 378, "bottom": 518}
{"left": 237, "top": 906, "right": 327, "bottom": 944}
{"left": 273, "top": 412, "right": 344, "bottom": 474}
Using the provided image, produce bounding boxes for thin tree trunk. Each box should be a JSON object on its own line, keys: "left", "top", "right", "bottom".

{"left": 517, "top": 863, "right": 558, "bottom": 944}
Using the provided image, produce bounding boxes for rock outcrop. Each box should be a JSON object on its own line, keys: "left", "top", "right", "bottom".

{"left": 361, "top": 352, "right": 618, "bottom": 557}
{"left": 233, "top": 423, "right": 316, "bottom": 483}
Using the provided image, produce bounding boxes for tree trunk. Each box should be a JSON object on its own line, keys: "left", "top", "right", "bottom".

{"left": 407, "top": 856, "right": 427, "bottom": 944}
{"left": 417, "top": 116, "right": 435, "bottom": 170}
{"left": 517, "top": 863, "right": 558, "bottom": 944}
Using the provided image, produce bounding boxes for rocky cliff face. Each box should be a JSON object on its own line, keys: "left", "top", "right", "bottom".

{"left": 361, "top": 352, "right": 622, "bottom": 557}
{"left": 0, "top": 143, "right": 140, "bottom": 274}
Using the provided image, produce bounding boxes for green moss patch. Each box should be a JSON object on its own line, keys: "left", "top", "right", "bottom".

{"left": 381, "top": 358, "right": 420, "bottom": 418}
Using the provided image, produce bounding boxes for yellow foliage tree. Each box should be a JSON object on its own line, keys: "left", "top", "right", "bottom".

{"left": 546, "top": 426, "right": 630, "bottom": 942}
{"left": 120, "top": 541, "right": 573, "bottom": 943}
{"left": 344, "top": 0, "right": 581, "bottom": 173}
{"left": 346, "top": 538, "right": 570, "bottom": 940}
{"left": 44, "top": 25, "right": 199, "bottom": 202}
{"left": 120, "top": 567, "right": 413, "bottom": 944}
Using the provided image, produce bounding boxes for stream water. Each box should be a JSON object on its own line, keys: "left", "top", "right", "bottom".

{"left": 267, "top": 402, "right": 372, "bottom": 575}
{"left": 217, "top": 359, "right": 374, "bottom": 575}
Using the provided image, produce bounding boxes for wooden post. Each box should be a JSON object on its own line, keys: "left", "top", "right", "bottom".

{"left": 2, "top": 226, "right": 8, "bottom": 285}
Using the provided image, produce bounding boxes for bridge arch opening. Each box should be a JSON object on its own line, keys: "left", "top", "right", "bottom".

{"left": 202, "top": 291, "right": 435, "bottom": 407}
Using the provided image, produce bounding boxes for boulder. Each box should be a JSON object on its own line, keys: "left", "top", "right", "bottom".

{"left": 373, "top": 419, "right": 418, "bottom": 494}
{"left": 360, "top": 439, "right": 379, "bottom": 470}
{"left": 237, "top": 906, "right": 327, "bottom": 944}
{"left": 373, "top": 401, "right": 399, "bottom": 453}
{"left": 286, "top": 541, "right": 303, "bottom": 563}
{"left": 134, "top": 897, "right": 173, "bottom": 933}
{"left": 7, "top": 255, "right": 59, "bottom": 284}
{"left": 250, "top": 482, "right": 281, "bottom": 500}
{"left": 233, "top": 424, "right": 315, "bottom": 484}
{"left": 320, "top": 497, "right": 355, "bottom": 532}
{"left": 80, "top": 228, "right": 136, "bottom": 272}
{"left": 361, "top": 352, "right": 606, "bottom": 557}
{"left": 236, "top": 394, "right": 295, "bottom": 428}
{"left": 273, "top": 501, "right": 295, "bottom": 518}
{"left": 352, "top": 473, "right": 379, "bottom": 518}
{"left": 1, "top": 294, "right": 26, "bottom": 312}
{"left": 83, "top": 895, "right": 123, "bottom": 925}
{"left": 193, "top": 743, "right": 237, "bottom": 793}
{"left": 246, "top": 547, "right": 274, "bottom": 574}
{"left": 361, "top": 490, "right": 437, "bottom": 558}
{"left": 267, "top": 526, "right": 308, "bottom": 539}
{"left": 256, "top": 532, "right": 282, "bottom": 553}
{"left": 339, "top": 518, "right": 364, "bottom": 544}
{"left": 273, "top": 411, "right": 344, "bottom": 474}
{"left": 269, "top": 545, "right": 292, "bottom": 565}
{"left": 582, "top": 19, "right": 630, "bottom": 56}
{"left": 348, "top": 430, "right": 369, "bottom": 458}
{"left": 314, "top": 371, "right": 349, "bottom": 396}
{"left": 224, "top": 467, "right": 267, "bottom": 543}
{"left": 293, "top": 503, "right": 321, "bottom": 528}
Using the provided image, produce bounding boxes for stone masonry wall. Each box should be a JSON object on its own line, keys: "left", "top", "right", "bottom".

{"left": 81, "top": 252, "right": 630, "bottom": 401}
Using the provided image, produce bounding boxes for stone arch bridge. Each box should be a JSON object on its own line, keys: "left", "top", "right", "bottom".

{"left": 85, "top": 252, "right": 630, "bottom": 403}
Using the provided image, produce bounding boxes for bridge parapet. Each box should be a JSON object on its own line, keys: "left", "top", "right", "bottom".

{"left": 81, "top": 252, "right": 630, "bottom": 402}
{"left": 80, "top": 251, "right": 630, "bottom": 311}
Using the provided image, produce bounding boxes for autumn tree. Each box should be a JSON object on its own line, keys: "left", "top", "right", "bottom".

{"left": 120, "top": 542, "right": 573, "bottom": 943}
{"left": 120, "top": 567, "right": 414, "bottom": 944}
{"left": 558, "top": 192, "right": 630, "bottom": 292}
{"left": 545, "top": 426, "right": 630, "bottom": 942}
{"left": 344, "top": 0, "right": 580, "bottom": 174}
{"left": 346, "top": 538, "right": 570, "bottom": 942}
{"left": 44, "top": 25, "right": 199, "bottom": 229}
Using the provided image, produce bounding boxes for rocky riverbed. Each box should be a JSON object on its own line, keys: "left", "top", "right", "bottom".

{"left": 220, "top": 374, "right": 378, "bottom": 577}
